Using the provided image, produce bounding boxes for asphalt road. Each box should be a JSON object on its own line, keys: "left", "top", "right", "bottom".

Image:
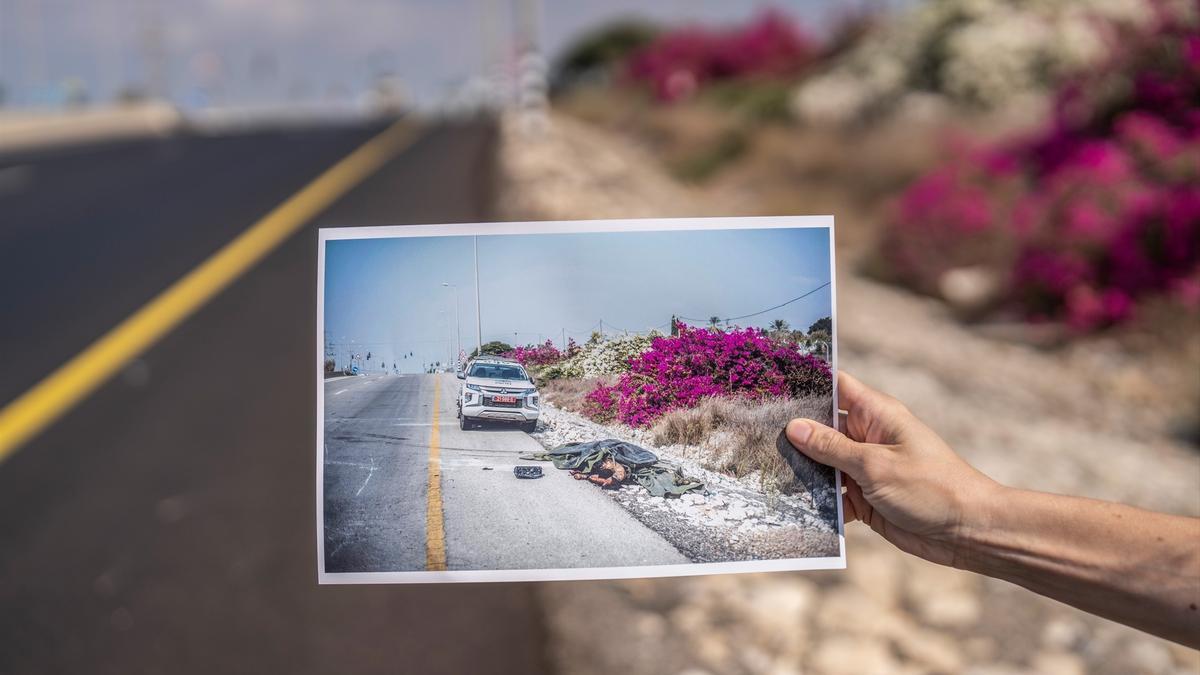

{"left": 323, "top": 373, "right": 686, "bottom": 574}
{"left": 0, "top": 119, "right": 553, "bottom": 674}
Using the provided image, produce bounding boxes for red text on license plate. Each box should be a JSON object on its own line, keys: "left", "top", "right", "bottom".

{"left": 493, "top": 395, "right": 517, "bottom": 404}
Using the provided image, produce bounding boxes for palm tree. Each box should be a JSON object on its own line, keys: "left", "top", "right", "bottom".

{"left": 769, "top": 319, "right": 789, "bottom": 334}
{"left": 708, "top": 315, "right": 722, "bottom": 329}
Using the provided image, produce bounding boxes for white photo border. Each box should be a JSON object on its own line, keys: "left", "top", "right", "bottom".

{"left": 316, "top": 215, "right": 844, "bottom": 584}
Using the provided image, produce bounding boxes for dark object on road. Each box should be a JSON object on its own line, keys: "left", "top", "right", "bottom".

{"left": 521, "top": 439, "right": 703, "bottom": 497}
{"left": 513, "top": 466, "right": 544, "bottom": 479}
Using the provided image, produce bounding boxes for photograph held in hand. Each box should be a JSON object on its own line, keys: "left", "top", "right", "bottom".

{"left": 317, "top": 216, "right": 842, "bottom": 583}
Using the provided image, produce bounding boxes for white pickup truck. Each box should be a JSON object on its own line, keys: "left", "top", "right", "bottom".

{"left": 456, "top": 356, "right": 540, "bottom": 432}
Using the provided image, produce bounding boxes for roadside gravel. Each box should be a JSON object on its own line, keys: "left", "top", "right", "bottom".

{"left": 531, "top": 404, "right": 840, "bottom": 563}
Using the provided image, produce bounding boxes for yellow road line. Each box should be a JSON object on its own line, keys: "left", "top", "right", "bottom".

{"left": 425, "top": 376, "right": 447, "bottom": 570}
{"left": 0, "top": 119, "right": 422, "bottom": 463}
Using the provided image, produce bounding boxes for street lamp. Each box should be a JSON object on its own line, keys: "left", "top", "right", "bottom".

{"left": 474, "top": 236, "right": 482, "bottom": 358}
{"left": 442, "top": 282, "right": 461, "bottom": 369}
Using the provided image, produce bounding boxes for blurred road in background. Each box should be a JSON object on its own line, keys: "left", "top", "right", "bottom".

{"left": 0, "top": 118, "right": 551, "bottom": 674}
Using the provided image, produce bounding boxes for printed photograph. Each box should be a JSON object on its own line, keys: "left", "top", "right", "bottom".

{"left": 317, "top": 218, "right": 841, "bottom": 582}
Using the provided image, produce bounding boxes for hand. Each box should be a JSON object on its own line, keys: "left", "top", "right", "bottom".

{"left": 786, "top": 371, "right": 1001, "bottom": 567}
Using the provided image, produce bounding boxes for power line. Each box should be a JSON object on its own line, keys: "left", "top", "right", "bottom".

{"left": 677, "top": 281, "right": 831, "bottom": 325}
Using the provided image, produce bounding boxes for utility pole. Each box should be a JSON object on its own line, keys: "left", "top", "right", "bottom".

{"left": 139, "top": 0, "right": 167, "bottom": 101}
{"left": 474, "top": 236, "right": 482, "bottom": 356}
{"left": 443, "top": 282, "right": 461, "bottom": 369}
{"left": 513, "top": 0, "right": 547, "bottom": 134}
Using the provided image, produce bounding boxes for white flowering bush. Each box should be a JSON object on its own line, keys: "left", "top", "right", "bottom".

{"left": 792, "top": 0, "right": 1171, "bottom": 124}
{"left": 540, "top": 332, "right": 660, "bottom": 379}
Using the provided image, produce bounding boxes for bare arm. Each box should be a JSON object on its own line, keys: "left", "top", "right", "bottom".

{"left": 961, "top": 487, "right": 1200, "bottom": 645}
{"left": 786, "top": 371, "right": 1200, "bottom": 647}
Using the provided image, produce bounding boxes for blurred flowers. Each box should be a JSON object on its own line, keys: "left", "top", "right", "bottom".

{"left": 792, "top": 0, "right": 1168, "bottom": 124}
{"left": 879, "top": 6, "right": 1199, "bottom": 330}
{"left": 625, "top": 11, "right": 816, "bottom": 102}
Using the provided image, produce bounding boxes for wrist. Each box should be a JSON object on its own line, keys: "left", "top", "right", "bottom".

{"left": 950, "top": 479, "right": 1017, "bottom": 572}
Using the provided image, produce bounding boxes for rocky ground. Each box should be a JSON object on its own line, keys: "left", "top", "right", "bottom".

{"left": 530, "top": 403, "right": 840, "bottom": 563}
{"left": 498, "top": 112, "right": 1200, "bottom": 675}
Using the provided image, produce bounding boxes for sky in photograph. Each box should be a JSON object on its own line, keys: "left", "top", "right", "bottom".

{"left": 323, "top": 226, "right": 832, "bottom": 373}
{"left": 0, "top": 0, "right": 908, "bottom": 108}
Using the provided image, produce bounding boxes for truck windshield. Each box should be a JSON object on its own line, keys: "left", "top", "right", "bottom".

{"left": 469, "top": 364, "right": 527, "bottom": 380}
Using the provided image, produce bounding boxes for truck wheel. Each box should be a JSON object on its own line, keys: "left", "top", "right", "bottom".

{"left": 522, "top": 420, "right": 537, "bottom": 433}
{"left": 460, "top": 415, "right": 471, "bottom": 431}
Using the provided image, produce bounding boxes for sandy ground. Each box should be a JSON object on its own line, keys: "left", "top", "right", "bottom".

{"left": 497, "top": 111, "right": 1200, "bottom": 675}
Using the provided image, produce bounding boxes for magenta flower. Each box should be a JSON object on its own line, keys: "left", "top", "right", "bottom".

{"left": 580, "top": 324, "right": 832, "bottom": 427}
{"left": 880, "top": 10, "right": 1200, "bottom": 331}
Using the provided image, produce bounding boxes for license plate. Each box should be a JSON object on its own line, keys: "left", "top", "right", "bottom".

{"left": 492, "top": 395, "right": 517, "bottom": 404}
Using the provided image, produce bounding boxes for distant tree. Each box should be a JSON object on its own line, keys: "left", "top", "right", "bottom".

{"left": 324, "top": 358, "right": 335, "bottom": 373}
{"left": 550, "top": 19, "right": 660, "bottom": 95}
{"left": 469, "top": 341, "right": 513, "bottom": 359}
{"left": 808, "top": 316, "right": 832, "bottom": 334}
{"left": 708, "top": 316, "right": 723, "bottom": 329}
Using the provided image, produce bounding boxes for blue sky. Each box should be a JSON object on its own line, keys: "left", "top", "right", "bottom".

{"left": 324, "top": 226, "right": 832, "bottom": 373}
{"left": 0, "top": 0, "right": 908, "bottom": 108}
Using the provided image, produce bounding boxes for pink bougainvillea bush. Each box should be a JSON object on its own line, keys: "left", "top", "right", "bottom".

{"left": 582, "top": 324, "right": 832, "bottom": 427}
{"left": 504, "top": 340, "right": 566, "bottom": 367}
{"left": 625, "top": 10, "right": 816, "bottom": 102}
{"left": 880, "top": 9, "right": 1199, "bottom": 331}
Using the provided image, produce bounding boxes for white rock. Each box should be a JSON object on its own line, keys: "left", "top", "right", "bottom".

{"left": 1040, "top": 617, "right": 1086, "bottom": 650}
{"left": 918, "top": 588, "right": 982, "bottom": 627}
{"left": 893, "top": 627, "right": 964, "bottom": 673}
{"left": 1030, "top": 651, "right": 1085, "bottom": 675}
{"left": 1125, "top": 639, "right": 1173, "bottom": 673}
{"left": 810, "top": 636, "right": 898, "bottom": 675}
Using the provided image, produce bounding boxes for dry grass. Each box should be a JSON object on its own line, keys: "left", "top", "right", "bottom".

{"left": 555, "top": 87, "right": 1037, "bottom": 263}
{"left": 539, "top": 376, "right": 614, "bottom": 412}
{"left": 652, "top": 395, "right": 835, "bottom": 500}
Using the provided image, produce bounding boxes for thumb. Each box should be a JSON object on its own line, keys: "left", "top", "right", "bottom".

{"left": 785, "top": 418, "right": 868, "bottom": 478}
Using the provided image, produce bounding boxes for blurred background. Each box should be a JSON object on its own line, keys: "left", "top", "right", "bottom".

{"left": 0, "top": 0, "right": 1197, "bottom": 673}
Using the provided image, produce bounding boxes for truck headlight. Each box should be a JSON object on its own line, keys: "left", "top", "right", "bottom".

{"left": 465, "top": 383, "right": 481, "bottom": 392}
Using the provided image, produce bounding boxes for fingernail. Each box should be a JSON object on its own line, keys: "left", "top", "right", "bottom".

{"left": 788, "top": 420, "right": 813, "bottom": 445}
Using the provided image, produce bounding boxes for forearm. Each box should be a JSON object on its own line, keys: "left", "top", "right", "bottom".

{"left": 956, "top": 486, "right": 1200, "bottom": 647}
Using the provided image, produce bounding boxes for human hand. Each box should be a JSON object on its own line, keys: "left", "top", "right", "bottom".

{"left": 785, "top": 371, "right": 1002, "bottom": 567}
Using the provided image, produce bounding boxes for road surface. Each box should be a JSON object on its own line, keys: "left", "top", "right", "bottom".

{"left": 323, "top": 373, "right": 687, "bottom": 573}
{"left": 0, "top": 119, "right": 553, "bottom": 674}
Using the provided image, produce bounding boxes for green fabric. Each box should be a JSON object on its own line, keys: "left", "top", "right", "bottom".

{"left": 520, "top": 439, "right": 704, "bottom": 498}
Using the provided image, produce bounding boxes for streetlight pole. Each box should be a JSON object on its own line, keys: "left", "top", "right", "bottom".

{"left": 473, "top": 236, "right": 482, "bottom": 356}
{"left": 442, "top": 282, "right": 461, "bottom": 370}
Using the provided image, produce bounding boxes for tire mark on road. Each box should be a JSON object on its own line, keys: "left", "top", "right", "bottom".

{"left": 355, "top": 455, "right": 377, "bottom": 497}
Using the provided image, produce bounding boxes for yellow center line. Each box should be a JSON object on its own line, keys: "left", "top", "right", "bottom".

{"left": 0, "top": 119, "right": 423, "bottom": 463}
{"left": 425, "top": 376, "right": 447, "bottom": 570}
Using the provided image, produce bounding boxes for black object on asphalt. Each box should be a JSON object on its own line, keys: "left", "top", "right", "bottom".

{"left": 513, "top": 466, "right": 543, "bottom": 479}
